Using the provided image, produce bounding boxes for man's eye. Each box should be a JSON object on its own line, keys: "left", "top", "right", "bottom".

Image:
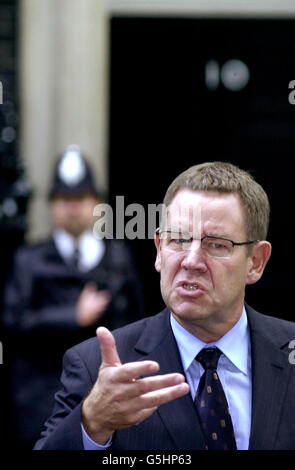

{"left": 171, "top": 238, "right": 191, "bottom": 243}
{"left": 211, "top": 243, "right": 224, "bottom": 249}
{"left": 169, "top": 238, "right": 182, "bottom": 244}
{"left": 203, "top": 239, "right": 225, "bottom": 249}
{"left": 204, "top": 239, "right": 231, "bottom": 251}
{"left": 167, "top": 237, "right": 190, "bottom": 247}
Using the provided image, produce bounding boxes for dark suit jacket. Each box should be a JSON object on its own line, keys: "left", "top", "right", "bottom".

{"left": 34, "top": 305, "right": 295, "bottom": 450}
{"left": 2, "top": 237, "right": 145, "bottom": 445}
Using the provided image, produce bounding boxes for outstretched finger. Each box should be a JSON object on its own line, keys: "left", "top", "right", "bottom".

{"left": 116, "top": 360, "right": 160, "bottom": 383}
{"left": 119, "top": 372, "right": 186, "bottom": 398}
{"left": 135, "top": 382, "right": 190, "bottom": 410}
{"left": 96, "top": 327, "right": 122, "bottom": 368}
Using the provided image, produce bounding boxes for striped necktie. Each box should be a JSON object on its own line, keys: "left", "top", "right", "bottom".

{"left": 195, "top": 347, "right": 237, "bottom": 450}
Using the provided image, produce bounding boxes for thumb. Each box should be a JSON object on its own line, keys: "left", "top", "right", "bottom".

{"left": 96, "top": 327, "right": 121, "bottom": 368}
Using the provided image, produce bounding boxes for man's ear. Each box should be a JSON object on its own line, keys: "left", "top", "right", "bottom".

{"left": 154, "top": 230, "right": 161, "bottom": 273}
{"left": 246, "top": 241, "right": 272, "bottom": 285}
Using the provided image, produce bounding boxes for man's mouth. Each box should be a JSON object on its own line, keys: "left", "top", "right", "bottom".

{"left": 183, "top": 283, "right": 199, "bottom": 291}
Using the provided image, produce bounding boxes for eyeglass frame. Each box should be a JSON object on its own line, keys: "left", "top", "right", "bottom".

{"left": 155, "top": 228, "right": 260, "bottom": 258}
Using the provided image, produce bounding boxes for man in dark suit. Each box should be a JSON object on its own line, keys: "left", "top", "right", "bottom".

{"left": 34, "top": 161, "right": 295, "bottom": 450}
{"left": 2, "top": 145, "right": 145, "bottom": 448}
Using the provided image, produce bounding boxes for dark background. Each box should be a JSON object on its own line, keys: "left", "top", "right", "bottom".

{"left": 0, "top": 0, "right": 30, "bottom": 449}
{"left": 109, "top": 17, "right": 295, "bottom": 322}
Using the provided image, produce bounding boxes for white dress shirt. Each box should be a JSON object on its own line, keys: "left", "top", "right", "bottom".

{"left": 170, "top": 306, "right": 252, "bottom": 450}
{"left": 53, "top": 228, "right": 105, "bottom": 271}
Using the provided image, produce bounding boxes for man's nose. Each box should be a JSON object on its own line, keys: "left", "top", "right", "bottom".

{"left": 180, "top": 240, "right": 207, "bottom": 271}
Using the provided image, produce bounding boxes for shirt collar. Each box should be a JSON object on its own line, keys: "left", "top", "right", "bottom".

{"left": 53, "top": 228, "right": 105, "bottom": 270}
{"left": 53, "top": 228, "right": 76, "bottom": 259}
{"left": 170, "top": 306, "right": 249, "bottom": 375}
{"left": 79, "top": 231, "right": 105, "bottom": 270}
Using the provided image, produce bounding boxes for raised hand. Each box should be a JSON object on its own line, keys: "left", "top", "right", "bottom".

{"left": 81, "top": 326, "right": 190, "bottom": 445}
{"left": 76, "top": 283, "right": 110, "bottom": 327}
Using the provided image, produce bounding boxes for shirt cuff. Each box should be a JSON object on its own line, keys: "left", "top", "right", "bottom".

{"left": 81, "top": 423, "right": 113, "bottom": 450}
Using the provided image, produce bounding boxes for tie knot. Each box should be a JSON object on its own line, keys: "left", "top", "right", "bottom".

{"left": 195, "top": 347, "right": 222, "bottom": 370}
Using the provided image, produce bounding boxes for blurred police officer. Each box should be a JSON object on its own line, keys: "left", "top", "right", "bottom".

{"left": 2, "top": 145, "right": 145, "bottom": 449}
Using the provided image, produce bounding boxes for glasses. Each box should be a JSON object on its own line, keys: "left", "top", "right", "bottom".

{"left": 156, "top": 229, "right": 259, "bottom": 259}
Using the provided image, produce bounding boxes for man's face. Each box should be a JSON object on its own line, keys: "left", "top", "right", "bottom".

{"left": 155, "top": 189, "right": 263, "bottom": 339}
{"left": 50, "top": 193, "right": 98, "bottom": 238}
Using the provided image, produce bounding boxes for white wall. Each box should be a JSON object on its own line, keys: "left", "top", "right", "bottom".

{"left": 19, "top": 0, "right": 109, "bottom": 241}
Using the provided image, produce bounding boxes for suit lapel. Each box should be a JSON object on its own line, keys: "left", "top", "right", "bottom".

{"left": 247, "top": 306, "right": 292, "bottom": 449}
{"left": 134, "top": 309, "right": 205, "bottom": 450}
